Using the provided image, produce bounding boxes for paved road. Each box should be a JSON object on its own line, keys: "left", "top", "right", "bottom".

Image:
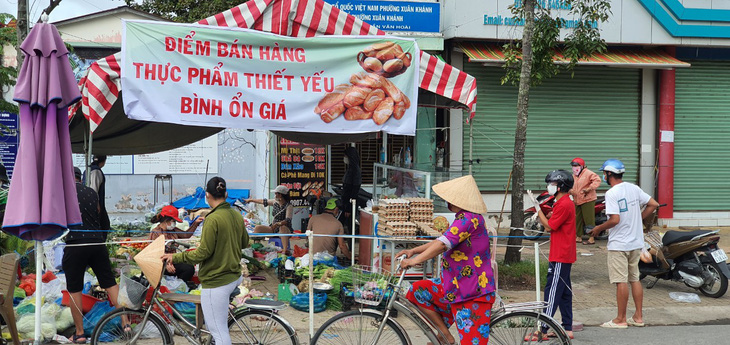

{"left": 571, "top": 325, "right": 730, "bottom": 345}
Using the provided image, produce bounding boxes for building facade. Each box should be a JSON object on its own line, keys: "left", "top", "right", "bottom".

{"left": 443, "top": 0, "right": 730, "bottom": 226}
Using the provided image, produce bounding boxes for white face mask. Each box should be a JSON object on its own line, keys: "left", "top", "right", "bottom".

{"left": 547, "top": 184, "right": 558, "bottom": 196}
{"left": 166, "top": 222, "right": 175, "bottom": 231}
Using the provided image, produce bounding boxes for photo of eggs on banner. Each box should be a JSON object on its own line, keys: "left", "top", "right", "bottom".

{"left": 314, "top": 41, "right": 412, "bottom": 126}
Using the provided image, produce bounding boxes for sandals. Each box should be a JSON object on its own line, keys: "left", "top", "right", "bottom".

{"left": 546, "top": 331, "right": 574, "bottom": 339}
{"left": 71, "top": 334, "right": 87, "bottom": 344}
{"left": 600, "top": 320, "right": 628, "bottom": 329}
{"left": 582, "top": 240, "right": 596, "bottom": 245}
{"left": 524, "top": 331, "right": 548, "bottom": 341}
{"left": 627, "top": 317, "right": 645, "bottom": 327}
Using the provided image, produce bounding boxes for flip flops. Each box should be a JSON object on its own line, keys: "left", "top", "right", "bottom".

{"left": 600, "top": 320, "right": 628, "bottom": 329}
{"left": 524, "top": 331, "right": 549, "bottom": 341}
{"left": 546, "top": 331, "right": 575, "bottom": 339}
{"left": 71, "top": 334, "right": 87, "bottom": 344}
{"left": 627, "top": 317, "right": 645, "bottom": 327}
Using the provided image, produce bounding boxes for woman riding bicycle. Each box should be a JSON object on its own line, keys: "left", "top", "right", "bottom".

{"left": 397, "top": 175, "right": 496, "bottom": 345}
{"left": 161, "top": 177, "right": 249, "bottom": 345}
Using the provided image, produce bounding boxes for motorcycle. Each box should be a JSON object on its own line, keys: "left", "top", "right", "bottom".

{"left": 639, "top": 229, "right": 730, "bottom": 298}
{"left": 522, "top": 191, "right": 608, "bottom": 240}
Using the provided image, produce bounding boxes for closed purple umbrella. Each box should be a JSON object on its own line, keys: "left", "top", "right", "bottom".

{"left": 2, "top": 23, "right": 82, "bottom": 240}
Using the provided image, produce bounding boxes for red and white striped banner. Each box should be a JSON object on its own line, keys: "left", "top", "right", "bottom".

{"left": 70, "top": 0, "right": 477, "bottom": 132}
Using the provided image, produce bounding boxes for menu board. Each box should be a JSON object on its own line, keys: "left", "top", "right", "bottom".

{"left": 278, "top": 138, "right": 327, "bottom": 207}
{"left": 0, "top": 112, "right": 17, "bottom": 179}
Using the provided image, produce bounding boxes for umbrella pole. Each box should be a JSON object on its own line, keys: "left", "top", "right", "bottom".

{"left": 307, "top": 230, "right": 314, "bottom": 342}
{"left": 34, "top": 241, "right": 43, "bottom": 344}
{"left": 351, "top": 199, "right": 356, "bottom": 265}
{"left": 85, "top": 131, "right": 93, "bottom": 187}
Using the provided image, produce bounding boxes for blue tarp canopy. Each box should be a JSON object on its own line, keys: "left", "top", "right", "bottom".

{"left": 172, "top": 187, "right": 250, "bottom": 210}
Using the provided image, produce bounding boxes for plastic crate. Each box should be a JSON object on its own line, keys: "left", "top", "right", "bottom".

{"left": 339, "top": 282, "right": 397, "bottom": 317}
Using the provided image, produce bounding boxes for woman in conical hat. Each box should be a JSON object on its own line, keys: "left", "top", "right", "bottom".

{"left": 397, "top": 175, "right": 496, "bottom": 345}
{"left": 161, "top": 177, "right": 249, "bottom": 345}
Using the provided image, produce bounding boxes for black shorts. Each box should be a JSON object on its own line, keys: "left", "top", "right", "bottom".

{"left": 62, "top": 243, "right": 117, "bottom": 292}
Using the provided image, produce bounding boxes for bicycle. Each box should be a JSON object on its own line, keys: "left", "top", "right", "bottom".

{"left": 89, "top": 265, "right": 300, "bottom": 345}
{"left": 312, "top": 256, "right": 571, "bottom": 345}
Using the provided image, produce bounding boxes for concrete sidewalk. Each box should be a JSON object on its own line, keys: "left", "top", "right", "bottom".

{"left": 495, "top": 226, "right": 730, "bottom": 327}
{"left": 257, "top": 227, "right": 730, "bottom": 343}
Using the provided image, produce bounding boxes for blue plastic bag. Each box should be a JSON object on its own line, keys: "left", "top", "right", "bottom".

{"left": 83, "top": 301, "right": 116, "bottom": 335}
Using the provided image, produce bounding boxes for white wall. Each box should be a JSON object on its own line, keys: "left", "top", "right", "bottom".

{"left": 56, "top": 12, "right": 157, "bottom": 44}
{"left": 443, "top": 0, "right": 730, "bottom": 46}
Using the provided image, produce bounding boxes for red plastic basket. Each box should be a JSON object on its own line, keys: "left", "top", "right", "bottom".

{"left": 61, "top": 290, "right": 104, "bottom": 314}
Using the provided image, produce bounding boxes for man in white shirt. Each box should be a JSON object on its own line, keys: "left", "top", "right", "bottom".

{"left": 590, "top": 159, "right": 659, "bottom": 329}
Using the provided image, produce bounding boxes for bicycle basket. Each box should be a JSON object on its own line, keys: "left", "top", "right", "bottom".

{"left": 351, "top": 265, "right": 394, "bottom": 306}
{"left": 118, "top": 274, "right": 149, "bottom": 309}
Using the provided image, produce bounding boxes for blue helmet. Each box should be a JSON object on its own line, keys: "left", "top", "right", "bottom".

{"left": 600, "top": 159, "right": 626, "bottom": 174}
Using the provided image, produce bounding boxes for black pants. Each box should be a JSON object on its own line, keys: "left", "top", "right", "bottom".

{"left": 166, "top": 263, "right": 195, "bottom": 282}
{"left": 542, "top": 262, "right": 573, "bottom": 332}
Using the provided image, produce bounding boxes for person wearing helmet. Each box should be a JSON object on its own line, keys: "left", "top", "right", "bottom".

{"left": 307, "top": 198, "right": 351, "bottom": 258}
{"left": 527, "top": 170, "right": 576, "bottom": 340}
{"left": 569, "top": 158, "right": 602, "bottom": 245}
{"left": 590, "top": 159, "right": 659, "bottom": 328}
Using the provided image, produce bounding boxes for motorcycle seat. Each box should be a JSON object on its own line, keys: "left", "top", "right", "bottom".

{"left": 662, "top": 230, "right": 714, "bottom": 246}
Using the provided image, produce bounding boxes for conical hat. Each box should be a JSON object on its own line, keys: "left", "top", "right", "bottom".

{"left": 432, "top": 175, "right": 487, "bottom": 214}
{"left": 134, "top": 235, "right": 165, "bottom": 288}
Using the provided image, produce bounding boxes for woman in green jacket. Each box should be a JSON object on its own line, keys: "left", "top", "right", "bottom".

{"left": 161, "top": 177, "right": 248, "bottom": 345}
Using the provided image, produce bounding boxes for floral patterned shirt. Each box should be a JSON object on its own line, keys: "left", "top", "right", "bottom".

{"left": 436, "top": 210, "right": 496, "bottom": 303}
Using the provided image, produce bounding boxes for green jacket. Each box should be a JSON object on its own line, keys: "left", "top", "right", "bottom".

{"left": 173, "top": 202, "right": 248, "bottom": 288}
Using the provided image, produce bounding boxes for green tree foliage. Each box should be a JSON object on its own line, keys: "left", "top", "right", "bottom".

{"left": 126, "top": 0, "right": 248, "bottom": 23}
{"left": 501, "top": 0, "right": 611, "bottom": 264}
{"left": 0, "top": 13, "right": 18, "bottom": 114}
{"left": 502, "top": 0, "right": 611, "bottom": 86}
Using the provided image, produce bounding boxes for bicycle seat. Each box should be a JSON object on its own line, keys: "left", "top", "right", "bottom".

{"left": 242, "top": 299, "right": 287, "bottom": 311}
{"left": 662, "top": 230, "right": 716, "bottom": 246}
{"left": 161, "top": 293, "right": 201, "bottom": 304}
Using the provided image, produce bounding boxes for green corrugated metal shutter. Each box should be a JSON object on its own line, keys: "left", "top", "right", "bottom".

{"left": 675, "top": 61, "right": 730, "bottom": 211}
{"left": 463, "top": 63, "right": 641, "bottom": 192}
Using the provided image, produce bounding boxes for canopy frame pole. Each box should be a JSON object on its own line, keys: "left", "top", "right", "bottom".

{"left": 307, "top": 230, "right": 314, "bottom": 341}
{"left": 34, "top": 242, "right": 43, "bottom": 345}
{"left": 535, "top": 242, "right": 541, "bottom": 301}
{"left": 351, "top": 199, "right": 356, "bottom": 265}
{"left": 469, "top": 122, "right": 473, "bottom": 175}
{"left": 85, "top": 131, "right": 93, "bottom": 187}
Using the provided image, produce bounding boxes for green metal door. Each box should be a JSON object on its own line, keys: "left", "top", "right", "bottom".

{"left": 675, "top": 61, "right": 730, "bottom": 211}
{"left": 463, "top": 63, "right": 641, "bottom": 192}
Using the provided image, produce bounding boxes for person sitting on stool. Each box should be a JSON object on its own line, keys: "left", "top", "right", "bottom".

{"left": 308, "top": 198, "right": 351, "bottom": 258}
{"left": 150, "top": 205, "right": 201, "bottom": 282}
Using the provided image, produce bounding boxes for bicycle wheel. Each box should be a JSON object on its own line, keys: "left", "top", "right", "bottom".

{"left": 229, "top": 309, "right": 298, "bottom": 345}
{"left": 90, "top": 308, "right": 173, "bottom": 345}
{"left": 311, "top": 310, "right": 407, "bottom": 345}
{"left": 489, "top": 311, "right": 570, "bottom": 345}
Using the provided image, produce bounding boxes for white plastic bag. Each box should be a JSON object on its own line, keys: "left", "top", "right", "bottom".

{"left": 162, "top": 276, "right": 189, "bottom": 293}
{"left": 669, "top": 292, "right": 701, "bottom": 303}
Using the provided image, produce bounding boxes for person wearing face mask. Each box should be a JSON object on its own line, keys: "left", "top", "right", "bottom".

{"left": 569, "top": 157, "right": 601, "bottom": 245}
{"left": 162, "top": 177, "right": 249, "bottom": 345}
{"left": 247, "top": 185, "right": 294, "bottom": 254}
{"left": 527, "top": 170, "right": 577, "bottom": 340}
{"left": 589, "top": 160, "right": 659, "bottom": 329}
{"left": 150, "top": 205, "right": 202, "bottom": 282}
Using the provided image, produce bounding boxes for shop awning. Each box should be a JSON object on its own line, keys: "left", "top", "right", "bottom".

{"left": 456, "top": 42, "right": 690, "bottom": 69}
